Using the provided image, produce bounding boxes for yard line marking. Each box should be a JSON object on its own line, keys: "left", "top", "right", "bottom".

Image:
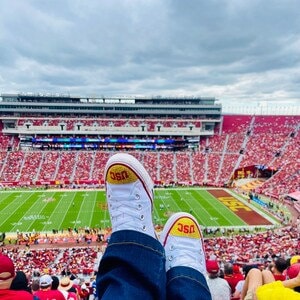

{"left": 10, "top": 191, "right": 54, "bottom": 232}
{"left": 54, "top": 192, "right": 77, "bottom": 231}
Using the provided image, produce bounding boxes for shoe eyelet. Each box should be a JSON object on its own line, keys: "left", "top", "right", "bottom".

{"left": 170, "top": 245, "right": 174, "bottom": 251}
{"left": 142, "top": 225, "right": 146, "bottom": 231}
{"left": 140, "top": 215, "right": 144, "bottom": 220}
{"left": 168, "top": 255, "right": 173, "bottom": 261}
{"left": 135, "top": 194, "right": 140, "bottom": 200}
{"left": 137, "top": 204, "right": 142, "bottom": 210}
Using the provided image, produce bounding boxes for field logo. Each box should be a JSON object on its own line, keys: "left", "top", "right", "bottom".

{"left": 218, "top": 196, "right": 252, "bottom": 212}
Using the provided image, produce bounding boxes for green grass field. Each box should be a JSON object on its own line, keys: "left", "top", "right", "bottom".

{"left": 0, "top": 188, "right": 275, "bottom": 234}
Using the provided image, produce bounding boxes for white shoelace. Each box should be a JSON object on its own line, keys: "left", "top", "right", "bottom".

{"left": 107, "top": 181, "right": 155, "bottom": 237}
{"left": 166, "top": 236, "right": 206, "bottom": 274}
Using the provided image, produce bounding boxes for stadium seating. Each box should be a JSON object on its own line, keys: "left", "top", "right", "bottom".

{"left": 18, "top": 151, "right": 43, "bottom": 182}
{"left": 1, "top": 219, "right": 299, "bottom": 283}
{"left": 38, "top": 152, "right": 60, "bottom": 180}
{"left": 0, "top": 114, "right": 299, "bottom": 199}
{"left": 176, "top": 152, "right": 192, "bottom": 184}
{"left": 73, "top": 151, "right": 94, "bottom": 181}
{"left": 159, "top": 152, "right": 175, "bottom": 184}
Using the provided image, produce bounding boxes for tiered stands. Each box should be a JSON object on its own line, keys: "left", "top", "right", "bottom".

{"left": 226, "top": 134, "right": 245, "bottom": 153}
{"left": 175, "top": 152, "right": 192, "bottom": 184}
{"left": 206, "top": 153, "right": 222, "bottom": 185}
{"left": 207, "top": 134, "right": 226, "bottom": 152}
{"left": 256, "top": 161, "right": 300, "bottom": 198}
{"left": 38, "top": 152, "right": 60, "bottom": 180}
{"left": 239, "top": 134, "right": 283, "bottom": 167}
{"left": 141, "top": 152, "right": 159, "bottom": 183}
{"left": 0, "top": 151, "right": 25, "bottom": 181}
{"left": 0, "top": 118, "right": 16, "bottom": 150}
{"left": 55, "top": 152, "right": 77, "bottom": 182}
{"left": 73, "top": 151, "right": 95, "bottom": 181}
{"left": 18, "top": 151, "right": 43, "bottom": 182}
{"left": 91, "top": 152, "right": 110, "bottom": 183}
{"left": 252, "top": 115, "right": 298, "bottom": 135}
{"left": 218, "top": 154, "right": 240, "bottom": 185}
{"left": 221, "top": 115, "right": 252, "bottom": 134}
{"left": 0, "top": 115, "right": 299, "bottom": 200}
{"left": 159, "top": 152, "right": 175, "bottom": 184}
{"left": 192, "top": 152, "right": 206, "bottom": 185}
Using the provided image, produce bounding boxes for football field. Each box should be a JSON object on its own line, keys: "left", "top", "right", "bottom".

{"left": 0, "top": 188, "right": 276, "bottom": 234}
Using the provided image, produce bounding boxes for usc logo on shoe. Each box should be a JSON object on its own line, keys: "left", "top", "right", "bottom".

{"left": 170, "top": 217, "right": 201, "bottom": 239}
{"left": 106, "top": 164, "right": 138, "bottom": 184}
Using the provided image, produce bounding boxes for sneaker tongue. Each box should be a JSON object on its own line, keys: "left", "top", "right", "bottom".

{"left": 106, "top": 165, "right": 138, "bottom": 184}
{"left": 170, "top": 218, "right": 201, "bottom": 239}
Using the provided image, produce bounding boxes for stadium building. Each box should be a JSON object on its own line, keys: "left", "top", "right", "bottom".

{"left": 0, "top": 93, "right": 221, "bottom": 151}
{"left": 0, "top": 93, "right": 299, "bottom": 213}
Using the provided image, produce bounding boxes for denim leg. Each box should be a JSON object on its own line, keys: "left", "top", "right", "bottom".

{"left": 96, "top": 230, "right": 166, "bottom": 300}
{"left": 166, "top": 266, "right": 212, "bottom": 300}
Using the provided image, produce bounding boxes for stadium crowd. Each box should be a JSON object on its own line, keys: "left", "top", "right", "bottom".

{"left": 1, "top": 218, "right": 299, "bottom": 299}
{"left": 1, "top": 115, "right": 299, "bottom": 202}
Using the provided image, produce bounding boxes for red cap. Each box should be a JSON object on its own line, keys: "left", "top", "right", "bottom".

{"left": 206, "top": 260, "right": 220, "bottom": 274}
{"left": 287, "top": 263, "right": 300, "bottom": 279}
{"left": 0, "top": 255, "right": 15, "bottom": 280}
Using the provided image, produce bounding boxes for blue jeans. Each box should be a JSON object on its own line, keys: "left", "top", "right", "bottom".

{"left": 96, "top": 230, "right": 211, "bottom": 300}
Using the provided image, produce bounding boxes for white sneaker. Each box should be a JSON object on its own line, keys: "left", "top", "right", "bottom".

{"left": 105, "top": 153, "right": 155, "bottom": 238}
{"left": 160, "top": 212, "right": 206, "bottom": 274}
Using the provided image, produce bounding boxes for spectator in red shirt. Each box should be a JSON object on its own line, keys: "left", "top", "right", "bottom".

{"left": 223, "top": 263, "right": 244, "bottom": 294}
{"left": 0, "top": 254, "right": 33, "bottom": 300}
{"left": 272, "top": 257, "right": 288, "bottom": 281}
{"left": 34, "top": 274, "right": 65, "bottom": 300}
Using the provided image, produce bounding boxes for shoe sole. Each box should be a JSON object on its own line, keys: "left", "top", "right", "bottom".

{"left": 160, "top": 212, "right": 203, "bottom": 246}
{"left": 104, "top": 153, "right": 154, "bottom": 204}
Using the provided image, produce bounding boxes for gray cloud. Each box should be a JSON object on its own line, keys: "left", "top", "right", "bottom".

{"left": 0, "top": 0, "right": 300, "bottom": 111}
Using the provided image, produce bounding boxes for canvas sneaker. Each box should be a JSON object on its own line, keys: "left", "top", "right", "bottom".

{"left": 104, "top": 153, "right": 155, "bottom": 238}
{"left": 160, "top": 212, "right": 206, "bottom": 274}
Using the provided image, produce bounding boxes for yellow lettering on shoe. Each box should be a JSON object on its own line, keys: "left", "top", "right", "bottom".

{"left": 106, "top": 165, "right": 138, "bottom": 184}
{"left": 170, "top": 218, "right": 201, "bottom": 239}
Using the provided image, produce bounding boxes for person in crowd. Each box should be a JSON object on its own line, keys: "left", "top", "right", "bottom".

{"left": 58, "top": 276, "right": 78, "bottom": 299}
{"left": 232, "top": 278, "right": 245, "bottom": 299}
{"left": 224, "top": 262, "right": 244, "bottom": 294}
{"left": 72, "top": 277, "right": 83, "bottom": 299}
{"left": 241, "top": 264, "right": 300, "bottom": 299}
{"left": 206, "top": 259, "right": 231, "bottom": 300}
{"left": 230, "top": 265, "right": 245, "bottom": 297}
{"left": 96, "top": 153, "right": 212, "bottom": 299}
{"left": 271, "top": 257, "right": 288, "bottom": 281}
{"left": 79, "top": 283, "right": 90, "bottom": 300}
{"left": 30, "top": 279, "right": 40, "bottom": 295}
{"left": 231, "top": 264, "right": 259, "bottom": 299}
{"left": 51, "top": 275, "right": 73, "bottom": 299}
{"left": 33, "top": 274, "right": 65, "bottom": 300}
{"left": 51, "top": 275, "right": 60, "bottom": 290}
{"left": 0, "top": 254, "right": 33, "bottom": 299}
{"left": 10, "top": 270, "right": 32, "bottom": 293}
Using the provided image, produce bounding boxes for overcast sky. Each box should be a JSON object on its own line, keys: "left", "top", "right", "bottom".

{"left": 0, "top": 0, "right": 300, "bottom": 113}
